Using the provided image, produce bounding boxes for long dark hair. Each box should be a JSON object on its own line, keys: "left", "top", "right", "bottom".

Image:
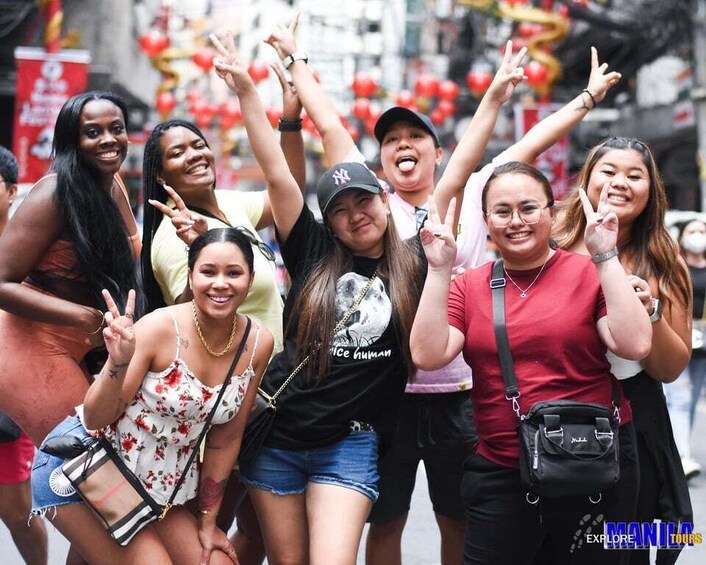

{"left": 51, "top": 90, "right": 140, "bottom": 314}
{"left": 291, "top": 211, "right": 423, "bottom": 384}
{"left": 188, "top": 228, "right": 254, "bottom": 273}
{"left": 141, "top": 119, "right": 212, "bottom": 312}
{"left": 554, "top": 137, "right": 690, "bottom": 313}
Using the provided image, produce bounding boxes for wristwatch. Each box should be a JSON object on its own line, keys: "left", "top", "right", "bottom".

{"left": 649, "top": 298, "right": 663, "bottom": 323}
{"left": 282, "top": 51, "right": 308, "bottom": 70}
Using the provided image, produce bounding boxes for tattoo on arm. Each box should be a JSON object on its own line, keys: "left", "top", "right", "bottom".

{"left": 576, "top": 98, "right": 591, "bottom": 112}
{"left": 180, "top": 337, "right": 189, "bottom": 349}
{"left": 107, "top": 369, "right": 119, "bottom": 380}
{"left": 198, "top": 476, "right": 227, "bottom": 511}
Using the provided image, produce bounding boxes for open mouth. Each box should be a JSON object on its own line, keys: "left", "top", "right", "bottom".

{"left": 186, "top": 162, "right": 211, "bottom": 175}
{"left": 607, "top": 193, "right": 629, "bottom": 203}
{"left": 507, "top": 231, "right": 532, "bottom": 240}
{"left": 96, "top": 150, "right": 120, "bottom": 161}
{"left": 207, "top": 295, "right": 232, "bottom": 304}
{"left": 396, "top": 156, "right": 417, "bottom": 173}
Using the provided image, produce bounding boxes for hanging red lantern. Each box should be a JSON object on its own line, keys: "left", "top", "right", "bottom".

{"left": 517, "top": 22, "right": 544, "bottom": 38}
{"left": 247, "top": 62, "right": 270, "bottom": 84}
{"left": 430, "top": 107, "right": 446, "bottom": 126}
{"left": 351, "top": 73, "right": 378, "bottom": 98}
{"left": 525, "top": 60, "right": 549, "bottom": 88}
{"left": 220, "top": 99, "right": 242, "bottom": 123}
{"left": 466, "top": 68, "right": 493, "bottom": 96}
{"left": 352, "top": 98, "right": 371, "bottom": 121}
{"left": 395, "top": 90, "right": 416, "bottom": 108}
{"left": 364, "top": 116, "right": 377, "bottom": 137}
{"left": 189, "top": 98, "right": 208, "bottom": 117}
{"left": 138, "top": 29, "right": 170, "bottom": 57}
{"left": 192, "top": 47, "right": 217, "bottom": 72}
{"left": 436, "top": 99, "right": 456, "bottom": 118}
{"left": 195, "top": 110, "right": 212, "bottom": 129}
{"left": 437, "top": 80, "right": 460, "bottom": 102}
{"left": 155, "top": 91, "right": 176, "bottom": 115}
{"left": 220, "top": 115, "right": 237, "bottom": 131}
{"left": 414, "top": 73, "right": 439, "bottom": 98}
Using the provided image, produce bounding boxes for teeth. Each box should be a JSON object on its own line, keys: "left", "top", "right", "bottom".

{"left": 209, "top": 296, "right": 231, "bottom": 303}
{"left": 608, "top": 194, "right": 628, "bottom": 202}
{"left": 507, "top": 232, "right": 530, "bottom": 239}
{"left": 97, "top": 151, "right": 118, "bottom": 159}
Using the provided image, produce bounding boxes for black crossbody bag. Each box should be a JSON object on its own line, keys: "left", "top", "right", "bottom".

{"left": 490, "top": 259, "right": 621, "bottom": 498}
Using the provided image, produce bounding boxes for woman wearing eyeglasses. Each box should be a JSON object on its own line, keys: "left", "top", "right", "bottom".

{"left": 141, "top": 85, "right": 304, "bottom": 563}
{"left": 411, "top": 161, "right": 651, "bottom": 564}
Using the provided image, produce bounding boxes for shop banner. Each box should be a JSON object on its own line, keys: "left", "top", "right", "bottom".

{"left": 514, "top": 103, "right": 570, "bottom": 199}
{"left": 13, "top": 47, "right": 91, "bottom": 184}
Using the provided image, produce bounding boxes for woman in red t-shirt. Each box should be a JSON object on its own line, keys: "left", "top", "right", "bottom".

{"left": 411, "top": 161, "right": 651, "bottom": 565}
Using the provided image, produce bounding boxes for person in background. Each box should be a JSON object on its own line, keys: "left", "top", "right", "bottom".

{"left": 664, "top": 218, "right": 706, "bottom": 480}
{"left": 0, "top": 145, "right": 48, "bottom": 565}
{"left": 554, "top": 137, "right": 692, "bottom": 565}
{"left": 265, "top": 14, "right": 621, "bottom": 564}
{"left": 412, "top": 162, "right": 650, "bottom": 564}
{"left": 141, "top": 64, "right": 305, "bottom": 564}
{"left": 32, "top": 228, "right": 273, "bottom": 564}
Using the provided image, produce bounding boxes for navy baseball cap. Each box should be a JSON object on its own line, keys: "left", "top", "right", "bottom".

{"left": 374, "top": 106, "right": 440, "bottom": 147}
{"left": 317, "top": 162, "right": 382, "bottom": 215}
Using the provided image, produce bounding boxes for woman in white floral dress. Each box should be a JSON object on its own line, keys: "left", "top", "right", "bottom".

{"left": 31, "top": 228, "right": 274, "bottom": 565}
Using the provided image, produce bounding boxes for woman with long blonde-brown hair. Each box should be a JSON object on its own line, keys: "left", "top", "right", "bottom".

{"left": 554, "top": 136, "right": 692, "bottom": 565}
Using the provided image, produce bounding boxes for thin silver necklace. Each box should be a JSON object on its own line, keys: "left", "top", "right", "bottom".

{"left": 504, "top": 252, "right": 552, "bottom": 299}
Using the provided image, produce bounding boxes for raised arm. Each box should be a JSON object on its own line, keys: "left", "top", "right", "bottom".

{"left": 503, "top": 47, "right": 621, "bottom": 163}
{"left": 196, "top": 326, "right": 274, "bottom": 565}
{"left": 265, "top": 14, "right": 355, "bottom": 164}
{"left": 410, "top": 198, "right": 466, "bottom": 369}
{"left": 0, "top": 178, "right": 104, "bottom": 335}
{"left": 580, "top": 185, "right": 652, "bottom": 359}
{"left": 434, "top": 42, "right": 527, "bottom": 222}
{"left": 212, "top": 33, "right": 303, "bottom": 241}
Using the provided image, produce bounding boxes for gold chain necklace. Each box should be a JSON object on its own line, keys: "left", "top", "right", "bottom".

{"left": 503, "top": 251, "right": 551, "bottom": 299}
{"left": 191, "top": 300, "right": 238, "bottom": 357}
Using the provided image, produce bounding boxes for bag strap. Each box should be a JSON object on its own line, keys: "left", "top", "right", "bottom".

{"left": 490, "top": 259, "right": 620, "bottom": 420}
{"left": 266, "top": 270, "right": 378, "bottom": 406}
{"left": 163, "top": 316, "right": 252, "bottom": 515}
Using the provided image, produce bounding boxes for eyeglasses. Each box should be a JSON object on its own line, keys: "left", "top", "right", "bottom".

{"left": 233, "top": 226, "right": 276, "bottom": 263}
{"left": 485, "top": 202, "right": 551, "bottom": 228}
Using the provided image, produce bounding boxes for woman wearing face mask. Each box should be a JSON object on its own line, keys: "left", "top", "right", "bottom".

{"left": 664, "top": 219, "right": 706, "bottom": 480}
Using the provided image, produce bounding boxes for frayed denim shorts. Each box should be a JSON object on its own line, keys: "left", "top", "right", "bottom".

{"left": 31, "top": 414, "right": 92, "bottom": 515}
{"left": 239, "top": 425, "right": 380, "bottom": 501}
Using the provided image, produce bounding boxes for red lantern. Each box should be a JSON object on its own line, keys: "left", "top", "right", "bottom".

{"left": 155, "top": 91, "right": 176, "bottom": 115}
{"left": 192, "top": 47, "right": 216, "bottom": 72}
{"left": 247, "top": 62, "right": 270, "bottom": 84}
{"left": 414, "top": 73, "right": 439, "bottom": 98}
{"left": 436, "top": 99, "right": 456, "bottom": 118}
{"left": 364, "top": 117, "right": 377, "bottom": 137}
{"left": 352, "top": 98, "right": 371, "bottom": 121}
{"left": 351, "top": 73, "right": 378, "bottom": 98}
{"left": 265, "top": 107, "right": 283, "bottom": 128}
{"left": 525, "top": 60, "right": 549, "bottom": 88}
{"left": 189, "top": 98, "right": 208, "bottom": 117}
{"left": 220, "top": 99, "right": 242, "bottom": 123}
{"left": 437, "top": 80, "right": 460, "bottom": 102}
{"left": 138, "top": 29, "right": 169, "bottom": 57}
{"left": 466, "top": 68, "right": 493, "bottom": 96}
{"left": 395, "top": 90, "right": 416, "bottom": 108}
{"left": 517, "top": 22, "right": 544, "bottom": 38}
{"left": 430, "top": 107, "right": 446, "bottom": 126}
{"left": 186, "top": 88, "right": 204, "bottom": 104}
{"left": 195, "top": 110, "right": 212, "bottom": 129}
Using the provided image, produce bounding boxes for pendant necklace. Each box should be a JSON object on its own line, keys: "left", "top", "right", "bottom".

{"left": 504, "top": 251, "right": 552, "bottom": 299}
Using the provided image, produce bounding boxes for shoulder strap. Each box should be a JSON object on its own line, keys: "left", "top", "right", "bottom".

{"left": 490, "top": 259, "right": 519, "bottom": 399}
{"left": 165, "top": 309, "right": 181, "bottom": 359}
{"left": 164, "top": 316, "right": 252, "bottom": 512}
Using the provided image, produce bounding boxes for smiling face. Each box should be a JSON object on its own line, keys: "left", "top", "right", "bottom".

{"left": 484, "top": 172, "right": 554, "bottom": 269}
{"left": 78, "top": 99, "right": 128, "bottom": 180}
{"left": 188, "top": 241, "right": 254, "bottom": 319}
{"left": 157, "top": 126, "right": 216, "bottom": 201}
{"left": 379, "top": 121, "right": 442, "bottom": 198}
{"left": 586, "top": 148, "right": 650, "bottom": 228}
{"left": 325, "top": 189, "right": 390, "bottom": 258}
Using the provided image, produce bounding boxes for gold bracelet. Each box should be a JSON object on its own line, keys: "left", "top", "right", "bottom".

{"left": 88, "top": 310, "right": 105, "bottom": 334}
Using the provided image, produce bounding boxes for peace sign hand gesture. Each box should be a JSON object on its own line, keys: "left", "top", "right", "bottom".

{"left": 211, "top": 32, "right": 254, "bottom": 95}
{"left": 420, "top": 197, "right": 458, "bottom": 271}
{"left": 579, "top": 183, "right": 619, "bottom": 258}
{"left": 101, "top": 289, "right": 136, "bottom": 366}
{"left": 585, "top": 46, "right": 621, "bottom": 105}
{"left": 148, "top": 183, "right": 208, "bottom": 246}
{"left": 264, "top": 13, "right": 300, "bottom": 61}
{"left": 485, "top": 41, "right": 528, "bottom": 106}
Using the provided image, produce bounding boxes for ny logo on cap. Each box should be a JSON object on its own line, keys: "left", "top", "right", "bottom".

{"left": 331, "top": 168, "right": 351, "bottom": 186}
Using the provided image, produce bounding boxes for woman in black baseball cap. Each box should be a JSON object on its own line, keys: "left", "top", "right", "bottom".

{"left": 213, "top": 33, "right": 424, "bottom": 564}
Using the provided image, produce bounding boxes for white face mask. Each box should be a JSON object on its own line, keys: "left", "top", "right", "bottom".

{"left": 682, "top": 232, "right": 706, "bottom": 255}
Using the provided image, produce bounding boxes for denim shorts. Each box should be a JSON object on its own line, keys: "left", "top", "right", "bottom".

{"left": 239, "top": 427, "right": 380, "bottom": 501}
{"left": 31, "top": 414, "right": 93, "bottom": 515}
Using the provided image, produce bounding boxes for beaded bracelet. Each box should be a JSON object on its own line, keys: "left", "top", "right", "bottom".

{"left": 591, "top": 247, "right": 618, "bottom": 264}
{"left": 582, "top": 89, "right": 597, "bottom": 109}
{"left": 278, "top": 117, "right": 303, "bottom": 132}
